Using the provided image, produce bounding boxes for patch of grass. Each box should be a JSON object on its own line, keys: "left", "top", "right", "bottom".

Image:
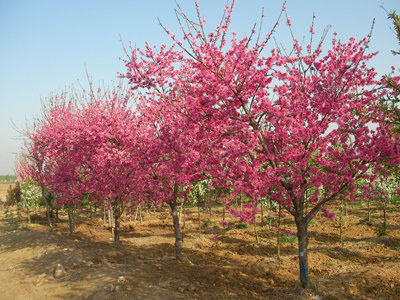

{"left": 376, "top": 224, "right": 387, "bottom": 237}
{"left": 356, "top": 218, "right": 374, "bottom": 226}
{"left": 5, "top": 209, "right": 15, "bottom": 219}
{"left": 326, "top": 261, "right": 335, "bottom": 267}
{"left": 236, "top": 223, "right": 247, "bottom": 229}
{"left": 6, "top": 223, "right": 18, "bottom": 232}
{"left": 202, "top": 219, "right": 210, "bottom": 228}
{"left": 265, "top": 216, "right": 276, "bottom": 225}
{"left": 281, "top": 235, "right": 297, "bottom": 244}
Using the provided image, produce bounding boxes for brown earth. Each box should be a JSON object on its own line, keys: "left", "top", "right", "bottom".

{"left": 0, "top": 203, "right": 399, "bottom": 300}
{"left": 0, "top": 183, "right": 13, "bottom": 199}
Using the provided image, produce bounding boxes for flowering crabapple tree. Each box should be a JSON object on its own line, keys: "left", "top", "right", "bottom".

{"left": 123, "top": 1, "right": 399, "bottom": 288}
{"left": 69, "top": 86, "right": 145, "bottom": 242}
{"left": 20, "top": 85, "right": 147, "bottom": 241}
{"left": 134, "top": 87, "right": 207, "bottom": 259}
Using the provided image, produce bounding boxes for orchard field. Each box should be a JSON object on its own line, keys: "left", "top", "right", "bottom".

{"left": 3, "top": 1, "right": 400, "bottom": 299}
{"left": 0, "top": 201, "right": 399, "bottom": 300}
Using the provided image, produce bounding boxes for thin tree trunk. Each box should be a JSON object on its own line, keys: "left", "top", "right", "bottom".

{"left": 295, "top": 216, "right": 310, "bottom": 289}
{"left": 339, "top": 198, "right": 344, "bottom": 248}
{"left": 108, "top": 208, "right": 112, "bottom": 227}
{"left": 113, "top": 205, "right": 121, "bottom": 243}
{"left": 169, "top": 183, "right": 183, "bottom": 260}
{"left": 367, "top": 197, "right": 371, "bottom": 222}
{"left": 198, "top": 201, "right": 201, "bottom": 238}
{"left": 138, "top": 205, "right": 143, "bottom": 223}
{"left": 383, "top": 200, "right": 387, "bottom": 235}
{"left": 103, "top": 206, "right": 106, "bottom": 225}
{"left": 134, "top": 205, "right": 139, "bottom": 222}
{"left": 222, "top": 206, "right": 225, "bottom": 223}
{"left": 42, "top": 187, "right": 53, "bottom": 231}
{"left": 260, "top": 202, "right": 264, "bottom": 224}
{"left": 277, "top": 206, "right": 281, "bottom": 260}
{"left": 254, "top": 218, "right": 259, "bottom": 245}
{"left": 27, "top": 208, "right": 31, "bottom": 224}
{"left": 67, "top": 203, "right": 74, "bottom": 235}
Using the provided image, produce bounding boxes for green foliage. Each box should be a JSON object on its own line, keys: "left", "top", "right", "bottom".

{"left": 235, "top": 223, "right": 247, "bottom": 229}
{"left": 5, "top": 209, "right": 15, "bottom": 219}
{"left": 202, "top": 219, "right": 210, "bottom": 228}
{"left": 266, "top": 216, "right": 276, "bottom": 226}
{"left": 326, "top": 261, "right": 335, "bottom": 267}
{"left": 379, "top": 8, "right": 400, "bottom": 128}
{"left": 5, "top": 182, "right": 21, "bottom": 207}
{"left": 281, "top": 235, "right": 297, "bottom": 244}
{"left": 20, "top": 179, "right": 41, "bottom": 210}
{"left": 387, "top": 10, "right": 400, "bottom": 56}
{"left": 376, "top": 224, "right": 387, "bottom": 236}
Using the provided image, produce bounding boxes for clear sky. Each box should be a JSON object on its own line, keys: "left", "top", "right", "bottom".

{"left": 0, "top": 0, "right": 399, "bottom": 175}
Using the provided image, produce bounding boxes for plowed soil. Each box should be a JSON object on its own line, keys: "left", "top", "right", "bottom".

{"left": 0, "top": 204, "right": 399, "bottom": 300}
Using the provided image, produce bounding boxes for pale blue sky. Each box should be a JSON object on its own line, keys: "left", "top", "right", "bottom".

{"left": 1, "top": 0, "right": 399, "bottom": 175}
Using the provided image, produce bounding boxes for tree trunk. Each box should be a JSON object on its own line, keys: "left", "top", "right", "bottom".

{"left": 108, "top": 208, "right": 112, "bottom": 227}
{"left": 295, "top": 216, "right": 310, "bottom": 288}
{"left": 209, "top": 196, "right": 213, "bottom": 219}
{"left": 139, "top": 206, "right": 143, "bottom": 222}
{"left": 367, "top": 197, "right": 371, "bottom": 222}
{"left": 134, "top": 205, "right": 139, "bottom": 223}
{"left": 254, "top": 218, "right": 259, "bottom": 245}
{"left": 383, "top": 200, "right": 387, "bottom": 235}
{"left": 67, "top": 204, "right": 74, "bottom": 235}
{"left": 42, "top": 187, "right": 53, "bottom": 231}
{"left": 339, "top": 198, "right": 344, "bottom": 248}
{"left": 169, "top": 183, "right": 183, "bottom": 260}
{"left": 113, "top": 205, "right": 121, "bottom": 243}
{"left": 27, "top": 208, "right": 31, "bottom": 224}
{"left": 260, "top": 202, "right": 264, "bottom": 224}
{"left": 198, "top": 202, "right": 201, "bottom": 238}
{"left": 277, "top": 206, "right": 281, "bottom": 259}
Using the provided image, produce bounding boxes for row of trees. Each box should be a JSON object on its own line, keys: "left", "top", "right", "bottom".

{"left": 16, "top": 1, "right": 400, "bottom": 289}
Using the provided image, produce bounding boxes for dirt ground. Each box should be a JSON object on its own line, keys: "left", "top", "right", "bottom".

{"left": 0, "top": 183, "right": 12, "bottom": 199}
{"left": 0, "top": 203, "right": 399, "bottom": 300}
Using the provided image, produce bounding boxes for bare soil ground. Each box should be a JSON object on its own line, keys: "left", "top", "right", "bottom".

{"left": 0, "top": 204, "right": 399, "bottom": 300}
{"left": 0, "top": 183, "right": 12, "bottom": 199}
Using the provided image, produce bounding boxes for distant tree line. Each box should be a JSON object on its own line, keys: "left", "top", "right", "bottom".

{"left": 0, "top": 175, "right": 16, "bottom": 184}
